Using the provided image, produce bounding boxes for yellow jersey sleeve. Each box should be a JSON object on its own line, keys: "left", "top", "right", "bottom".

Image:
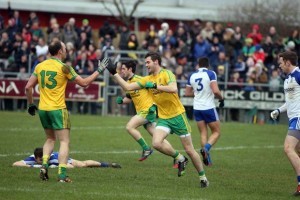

{"left": 128, "top": 75, "right": 154, "bottom": 112}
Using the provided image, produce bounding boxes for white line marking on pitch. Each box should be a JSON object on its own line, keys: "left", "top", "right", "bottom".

{"left": 0, "top": 145, "right": 283, "bottom": 157}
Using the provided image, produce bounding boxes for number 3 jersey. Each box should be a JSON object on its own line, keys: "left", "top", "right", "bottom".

{"left": 33, "top": 58, "right": 78, "bottom": 110}
{"left": 187, "top": 68, "right": 217, "bottom": 110}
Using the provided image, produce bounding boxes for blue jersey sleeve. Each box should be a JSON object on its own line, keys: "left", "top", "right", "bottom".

{"left": 207, "top": 70, "right": 217, "bottom": 81}
{"left": 293, "top": 70, "right": 300, "bottom": 85}
{"left": 23, "top": 155, "right": 36, "bottom": 165}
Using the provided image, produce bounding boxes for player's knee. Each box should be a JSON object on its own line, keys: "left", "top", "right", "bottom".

{"left": 213, "top": 131, "right": 221, "bottom": 138}
{"left": 184, "top": 146, "right": 196, "bottom": 156}
{"left": 125, "top": 124, "right": 134, "bottom": 132}
{"left": 284, "top": 144, "right": 293, "bottom": 155}
{"left": 152, "top": 140, "right": 162, "bottom": 150}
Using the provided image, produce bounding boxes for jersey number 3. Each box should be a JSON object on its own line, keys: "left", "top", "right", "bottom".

{"left": 195, "top": 78, "right": 203, "bottom": 91}
{"left": 40, "top": 70, "right": 57, "bottom": 89}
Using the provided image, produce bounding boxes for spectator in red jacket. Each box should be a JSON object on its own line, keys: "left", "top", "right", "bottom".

{"left": 247, "top": 24, "right": 263, "bottom": 45}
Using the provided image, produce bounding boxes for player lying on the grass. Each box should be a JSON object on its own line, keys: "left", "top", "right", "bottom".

{"left": 12, "top": 147, "right": 121, "bottom": 168}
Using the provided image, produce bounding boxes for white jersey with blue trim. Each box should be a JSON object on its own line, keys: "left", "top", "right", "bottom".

{"left": 284, "top": 67, "right": 300, "bottom": 119}
{"left": 23, "top": 152, "right": 71, "bottom": 166}
{"left": 187, "top": 68, "right": 217, "bottom": 110}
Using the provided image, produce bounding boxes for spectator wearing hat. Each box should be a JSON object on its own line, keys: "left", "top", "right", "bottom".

{"left": 247, "top": 24, "right": 263, "bottom": 46}
{"left": 80, "top": 19, "right": 92, "bottom": 41}
{"left": 242, "top": 38, "right": 256, "bottom": 60}
{"left": 99, "top": 21, "right": 116, "bottom": 48}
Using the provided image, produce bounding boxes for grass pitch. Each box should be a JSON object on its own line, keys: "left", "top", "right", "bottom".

{"left": 0, "top": 111, "right": 296, "bottom": 199}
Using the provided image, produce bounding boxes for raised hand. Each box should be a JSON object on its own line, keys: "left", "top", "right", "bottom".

{"left": 97, "top": 57, "right": 110, "bottom": 73}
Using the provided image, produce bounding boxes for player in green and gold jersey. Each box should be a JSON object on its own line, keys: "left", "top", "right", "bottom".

{"left": 25, "top": 40, "right": 109, "bottom": 183}
{"left": 107, "top": 52, "right": 209, "bottom": 188}
{"left": 116, "top": 60, "right": 172, "bottom": 161}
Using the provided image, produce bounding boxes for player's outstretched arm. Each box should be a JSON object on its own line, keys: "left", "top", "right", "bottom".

{"left": 12, "top": 161, "right": 41, "bottom": 168}
{"left": 148, "top": 81, "right": 177, "bottom": 93}
{"left": 74, "top": 57, "right": 109, "bottom": 87}
{"left": 113, "top": 73, "right": 141, "bottom": 91}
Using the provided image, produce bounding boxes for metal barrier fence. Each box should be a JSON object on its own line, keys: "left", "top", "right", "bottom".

{"left": 0, "top": 49, "right": 285, "bottom": 124}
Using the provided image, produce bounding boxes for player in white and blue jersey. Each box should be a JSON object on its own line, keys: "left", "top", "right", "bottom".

{"left": 12, "top": 147, "right": 121, "bottom": 168}
{"left": 185, "top": 57, "right": 224, "bottom": 166}
{"left": 270, "top": 51, "right": 300, "bottom": 196}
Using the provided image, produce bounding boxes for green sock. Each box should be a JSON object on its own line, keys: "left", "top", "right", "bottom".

{"left": 58, "top": 164, "right": 67, "bottom": 179}
{"left": 199, "top": 170, "right": 205, "bottom": 176}
{"left": 172, "top": 151, "right": 179, "bottom": 159}
{"left": 137, "top": 138, "right": 150, "bottom": 150}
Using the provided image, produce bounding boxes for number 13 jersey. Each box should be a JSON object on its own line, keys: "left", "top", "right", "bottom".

{"left": 33, "top": 58, "right": 78, "bottom": 110}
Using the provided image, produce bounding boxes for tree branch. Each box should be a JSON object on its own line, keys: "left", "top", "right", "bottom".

{"left": 99, "top": 0, "right": 116, "bottom": 17}
{"left": 129, "top": 0, "right": 144, "bottom": 18}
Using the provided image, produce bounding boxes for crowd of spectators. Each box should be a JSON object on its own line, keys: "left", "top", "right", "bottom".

{"left": 1, "top": 8, "right": 299, "bottom": 94}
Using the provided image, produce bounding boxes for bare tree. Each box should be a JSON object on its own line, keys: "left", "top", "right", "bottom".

{"left": 218, "top": 0, "right": 300, "bottom": 34}
{"left": 98, "top": 0, "right": 144, "bottom": 27}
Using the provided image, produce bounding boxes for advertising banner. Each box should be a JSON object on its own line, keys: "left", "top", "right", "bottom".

{"left": 0, "top": 79, "right": 105, "bottom": 102}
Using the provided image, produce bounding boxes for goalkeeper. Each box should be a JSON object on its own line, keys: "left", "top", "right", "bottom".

{"left": 12, "top": 147, "right": 121, "bottom": 169}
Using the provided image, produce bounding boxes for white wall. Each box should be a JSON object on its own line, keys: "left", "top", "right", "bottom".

{"left": 0, "top": 0, "right": 240, "bottom": 21}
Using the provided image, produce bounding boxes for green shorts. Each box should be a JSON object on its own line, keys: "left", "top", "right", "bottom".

{"left": 38, "top": 108, "right": 70, "bottom": 130}
{"left": 137, "top": 104, "right": 157, "bottom": 124}
{"left": 156, "top": 112, "right": 191, "bottom": 136}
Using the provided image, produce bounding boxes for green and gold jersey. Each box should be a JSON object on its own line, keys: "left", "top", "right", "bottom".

{"left": 127, "top": 74, "right": 153, "bottom": 112}
{"left": 33, "top": 58, "right": 78, "bottom": 110}
{"left": 137, "top": 69, "right": 185, "bottom": 119}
